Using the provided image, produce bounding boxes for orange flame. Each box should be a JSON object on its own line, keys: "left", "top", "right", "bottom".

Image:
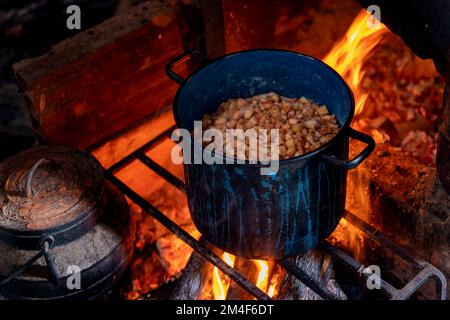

{"left": 212, "top": 256, "right": 278, "bottom": 300}
{"left": 323, "top": 9, "right": 388, "bottom": 115}
{"left": 254, "top": 260, "right": 279, "bottom": 298}
{"left": 253, "top": 260, "right": 269, "bottom": 293}
{"left": 267, "top": 283, "right": 277, "bottom": 298}
{"left": 325, "top": 9, "right": 388, "bottom": 261}
{"left": 212, "top": 253, "right": 235, "bottom": 300}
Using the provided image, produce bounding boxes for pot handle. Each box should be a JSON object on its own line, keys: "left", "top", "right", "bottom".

{"left": 166, "top": 50, "right": 211, "bottom": 84}
{"left": 319, "top": 128, "right": 375, "bottom": 169}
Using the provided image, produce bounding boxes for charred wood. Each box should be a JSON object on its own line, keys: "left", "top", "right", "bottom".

{"left": 277, "top": 249, "right": 347, "bottom": 300}
{"left": 170, "top": 252, "right": 214, "bottom": 300}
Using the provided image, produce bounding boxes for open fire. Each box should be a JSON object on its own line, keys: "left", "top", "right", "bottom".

{"left": 325, "top": 9, "right": 388, "bottom": 262}
{"left": 92, "top": 4, "right": 445, "bottom": 300}
{"left": 212, "top": 253, "right": 235, "bottom": 300}
{"left": 101, "top": 5, "right": 445, "bottom": 300}
{"left": 3, "top": 0, "right": 448, "bottom": 301}
{"left": 209, "top": 9, "right": 389, "bottom": 300}
{"left": 323, "top": 10, "right": 389, "bottom": 116}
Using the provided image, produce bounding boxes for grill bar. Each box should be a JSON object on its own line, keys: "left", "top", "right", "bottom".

{"left": 102, "top": 123, "right": 447, "bottom": 301}
{"left": 105, "top": 171, "right": 270, "bottom": 300}
{"left": 320, "top": 241, "right": 398, "bottom": 298}
{"left": 277, "top": 258, "right": 344, "bottom": 300}
{"left": 135, "top": 153, "right": 186, "bottom": 193}
{"left": 342, "top": 213, "right": 447, "bottom": 300}
{"left": 107, "top": 126, "right": 175, "bottom": 173}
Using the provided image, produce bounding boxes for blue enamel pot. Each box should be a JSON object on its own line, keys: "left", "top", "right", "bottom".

{"left": 166, "top": 49, "right": 375, "bottom": 259}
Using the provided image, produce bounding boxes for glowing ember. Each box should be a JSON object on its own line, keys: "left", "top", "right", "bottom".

{"left": 323, "top": 9, "right": 388, "bottom": 115}
{"left": 212, "top": 253, "right": 236, "bottom": 300}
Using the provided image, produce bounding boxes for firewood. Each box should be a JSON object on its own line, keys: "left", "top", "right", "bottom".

{"left": 13, "top": 1, "right": 184, "bottom": 149}
{"left": 170, "top": 252, "right": 214, "bottom": 300}
{"left": 225, "top": 259, "right": 259, "bottom": 300}
{"left": 277, "top": 249, "right": 346, "bottom": 300}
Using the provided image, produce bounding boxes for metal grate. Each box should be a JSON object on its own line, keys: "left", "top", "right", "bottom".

{"left": 102, "top": 125, "right": 447, "bottom": 300}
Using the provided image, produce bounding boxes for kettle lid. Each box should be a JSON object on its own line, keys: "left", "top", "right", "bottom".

{"left": 0, "top": 146, "right": 104, "bottom": 247}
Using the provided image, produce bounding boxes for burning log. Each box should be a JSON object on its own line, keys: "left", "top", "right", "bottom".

{"left": 170, "top": 252, "right": 214, "bottom": 300}
{"left": 225, "top": 259, "right": 264, "bottom": 300}
{"left": 226, "top": 280, "right": 254, "bottom": 300}
{"left": 170, "top": 240, "right": 234, "bottom": 300}
{"left": 13, "top": 1, "right": 184, "bottom": 149}
{"left": 169, "top": 247, "right": 347, "bottom": 300}
{"left": 277, "top": 250, "right": 347, "bottom": 300}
